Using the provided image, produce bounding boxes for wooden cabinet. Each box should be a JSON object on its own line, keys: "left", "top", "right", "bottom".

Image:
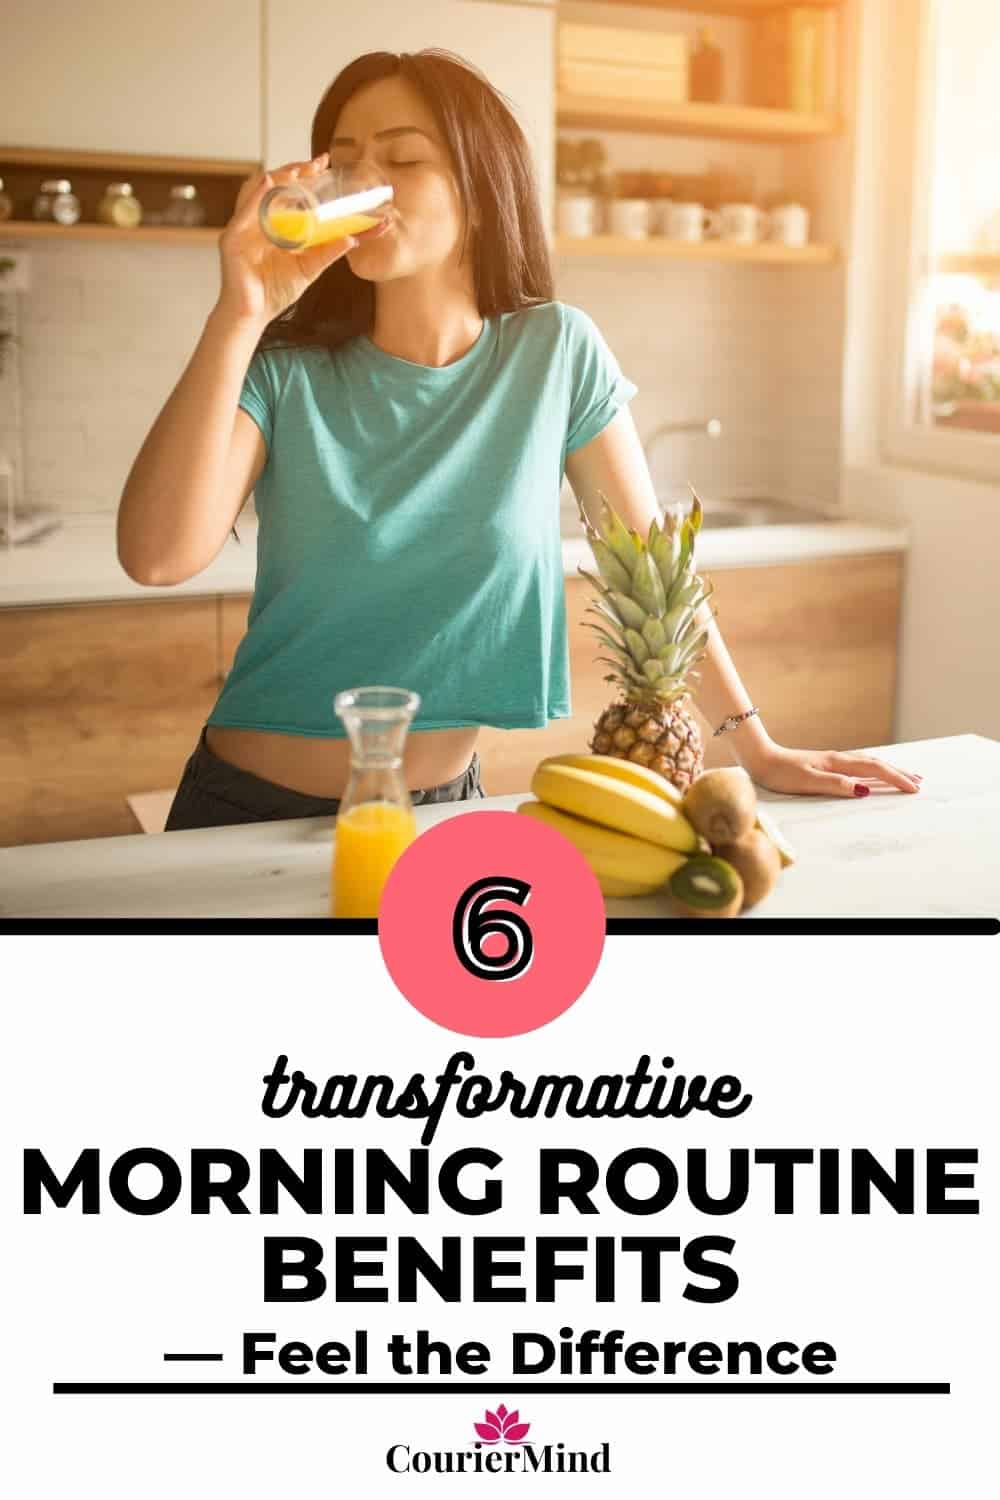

{"left": 265, "top": 0, "right": 555, "bottom": 232}
{"left": 477, "top": 552, "right": 903, "bottom": 795}
{"left": 0, "top": 598, "right": 221, "bottom": 846}
{"left": 220, "top": 593, "right": 250, "bottom": 678}
{"left": 0, "top": 1, "right": 261, "bottom": 160}
{"left": 697, "top": 552, "right": 903, "bottom": 764}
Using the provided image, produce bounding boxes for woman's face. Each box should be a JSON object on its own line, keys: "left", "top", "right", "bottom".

{"left": 330, "top": 76, "right": 471, "bottom": 282}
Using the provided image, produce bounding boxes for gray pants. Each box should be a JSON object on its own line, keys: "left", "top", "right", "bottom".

{"left": 164, "top": 726, "right": 485, "bottom": 831}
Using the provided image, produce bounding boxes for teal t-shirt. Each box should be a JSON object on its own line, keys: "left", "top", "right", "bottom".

{"left": 208, "top": 299, "right": 637, "bottom": 738}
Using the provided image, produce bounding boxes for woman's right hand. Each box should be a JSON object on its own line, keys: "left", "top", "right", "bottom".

{"left": 214, "top": 152, "right": 355, "bottom": 329}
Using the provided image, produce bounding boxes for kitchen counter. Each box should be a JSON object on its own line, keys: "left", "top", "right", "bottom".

{"left": 0, "top": 512, "right": 260, "bottom": 608}
{"left": 0, "top": 511, "right": 909, "bottom": 609}
{"left": 2, "top": 735, "right": 996, "bottom": 920}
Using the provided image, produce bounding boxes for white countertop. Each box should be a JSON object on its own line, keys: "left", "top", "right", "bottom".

{"left": 0, "top": 512, "right": 260, "bottom": 608}
{"left": 0, "top": 511, "right": 909, "bottom": 609}
{"left": 2, "top": 735, "right": 996, "bottom": 920}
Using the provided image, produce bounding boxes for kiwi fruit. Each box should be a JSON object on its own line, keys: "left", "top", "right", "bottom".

{"left": 714, "top": 829, "right": 781, "bottom": 909}
{"left": 669, "top": 855, "right": 744, "bottom": 918}
{"left": 682, "top": 768, "right": 758, "bottom": 846}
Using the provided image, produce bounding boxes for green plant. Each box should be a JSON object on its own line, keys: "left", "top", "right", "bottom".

{"left": 933, "top": 300, "right": 1000, "bottom": 405}
{"left": 556, "top": 137, "right": 609, "bottom": 195}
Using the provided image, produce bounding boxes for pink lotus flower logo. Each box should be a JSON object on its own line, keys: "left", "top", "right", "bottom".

{"left": 474, "top": 1403, "right": 531, "bottom": 1445}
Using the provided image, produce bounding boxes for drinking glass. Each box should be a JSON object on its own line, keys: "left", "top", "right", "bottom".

{"left": 260, "top": 164, "right": 393, "bottom": 251}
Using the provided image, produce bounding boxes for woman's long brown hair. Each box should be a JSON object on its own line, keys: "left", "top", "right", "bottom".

{"left": 257, "top": 47, "right": 555, "bottom": 355}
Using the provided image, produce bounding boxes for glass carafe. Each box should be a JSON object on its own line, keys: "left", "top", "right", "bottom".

{"left": 331, "top": 686, "right": 420, "bottom": 918}
{"left": 260, "top": 164, "right": 394, "bottom": 251}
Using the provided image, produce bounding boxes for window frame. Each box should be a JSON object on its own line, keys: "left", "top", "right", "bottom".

{"left": 882, "top": 0, "right": 1000, "bottom": 482}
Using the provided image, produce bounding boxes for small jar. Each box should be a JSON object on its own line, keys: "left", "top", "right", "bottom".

{"left": 164, "top": 184, "right": 206, "bottom": 227}
{"left": 97, "top": 181, "right": 143, "bottom": 228}
{"left": 0, "top": 177, "right": 12, "bottom": 223}
{"left": 33, "top": 178, "right": 81, "bottom": 225}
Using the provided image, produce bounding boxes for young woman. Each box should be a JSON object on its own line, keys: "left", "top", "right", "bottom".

{"left": 117, "top": 49, "right": 921, "bottom": 831}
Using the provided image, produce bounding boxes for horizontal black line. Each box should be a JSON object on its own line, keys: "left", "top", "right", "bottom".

{"left": 608, "top": 918, "right": 996, "bottom": 935}
{"left": 4, "top": 917, "right": 997, "bottom": 936}
{"left": 162, "top": 1353, "right": 224, "bottom": 1362}
{"left": 53, "top": 1381, "right": 950, "bottom": 1396}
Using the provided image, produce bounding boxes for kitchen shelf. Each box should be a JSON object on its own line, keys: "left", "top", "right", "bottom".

{"left": 554, "top": 235, "right": 836, "bottom": 264}
{"left": 0, "top": 220, "right": 219, "bottom": 246}
{"left": 580, "top": 1, "right": 841, "bottom": 13}
{"left": 935, "top": 252, "right": 1000, "bottom": 277}
{"left": 0, "top": 145, "right": 259, "bottom": 178}
{"left": 0, "top": 146, "right": 258, "bottom": 244}
{"left": 556, "top": 94, "right": 841, "bottom": 143}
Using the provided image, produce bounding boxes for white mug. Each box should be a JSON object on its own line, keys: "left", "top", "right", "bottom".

{"left": 557, "top": 192, "right": 600, "bottom": 238}
{"left": 666, "top": 202, "right": 721, "bottom": 242}
{"left": 653, "top": 198, "right": 675, "bottom": 236}
{"left": 609, "top": 198, "right": 652, "bottom": 240}
{"left": 720, "top": 202, "right": 769, "bottom": 245}
{"left": 769, "top": 202, "right": 810, "bottom": 247}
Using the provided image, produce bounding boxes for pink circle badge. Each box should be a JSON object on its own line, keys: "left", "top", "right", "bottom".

{"left": 378, "top": 811, "right": 606, "bottom": 1037}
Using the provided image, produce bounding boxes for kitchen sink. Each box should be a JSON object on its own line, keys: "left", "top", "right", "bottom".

{"left": 559, "top": 492, "right": 837, "bottom": 545}
{"left": 691, "top": 499, "right": 833, "bottom": 529}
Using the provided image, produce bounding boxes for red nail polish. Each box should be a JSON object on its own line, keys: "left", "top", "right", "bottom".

{"left": 853, "top": 783, "right": 871, "bottom": 798}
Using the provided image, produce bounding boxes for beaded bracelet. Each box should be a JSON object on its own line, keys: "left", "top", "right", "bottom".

{"left": 713, "top": 707, "right": 760, "bottom": 738}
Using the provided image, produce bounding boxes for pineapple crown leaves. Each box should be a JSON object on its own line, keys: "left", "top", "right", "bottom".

{"left": 577, "top": 487, "right": 712, "bottom": 704}
{"left": 630, "top": 550, "right": 667, "bottom": 618}
{"left": 588, "top": 540, "right": 632, "bottom": 594}
{"left": 608, "top": 591, "right": 648, "bottom": 631}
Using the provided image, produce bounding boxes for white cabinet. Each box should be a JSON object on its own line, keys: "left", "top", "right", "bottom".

{"left": 265, "top": 0, "right": 554, "bottom": 231}
{"left": 0, "top": 1, "right": 260, "bottom": 161}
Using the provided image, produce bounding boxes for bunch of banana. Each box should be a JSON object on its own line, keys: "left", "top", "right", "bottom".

{"left": 517, "top": 753, "right": 699, "bottom": 898}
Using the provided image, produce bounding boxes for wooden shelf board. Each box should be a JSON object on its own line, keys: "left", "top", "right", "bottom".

{"left": 935, "top": 253, "right": 1000, "bottom": 276}
{"left": 0, "top": 220, "right": 220, "bottom": 246}
{"left": 554, "top": 234, "right": 836, "bottom": 263}
{"left": 574, "top": 1, "right": 841, "bottom": 14}
{"left": 557, "top": 93, "right": 841, "bottom": 142}
{"left": 0, "top": 145, "right": 259, "bottom": 177}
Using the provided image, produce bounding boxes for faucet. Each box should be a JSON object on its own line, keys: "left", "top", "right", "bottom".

{"left": 643, "top": 418, "right": 722, "bottom": 464}
{"left": 643, "top": 419, "right": 722, "bottom": 508}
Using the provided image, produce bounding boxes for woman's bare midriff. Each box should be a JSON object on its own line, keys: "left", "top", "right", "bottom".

{"left": 204, "top": 724, "right": 481, "bottom": 799}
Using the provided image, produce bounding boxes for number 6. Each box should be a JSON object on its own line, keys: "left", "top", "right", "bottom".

{"left": 452, "top": 876, "right": 534, "bottom": 981}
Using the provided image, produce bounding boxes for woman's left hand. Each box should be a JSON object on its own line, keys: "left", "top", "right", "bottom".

{"left": 741, "top": 740, "right": 923, "bottom": 798}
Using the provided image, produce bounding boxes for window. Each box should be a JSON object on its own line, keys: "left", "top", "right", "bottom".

{"left": 886, "top": 0, "right": 1000, "bottom": 476}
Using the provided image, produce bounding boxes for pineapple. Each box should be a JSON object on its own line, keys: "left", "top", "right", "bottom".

{"left": 579, "top": 488, "right": 713, "bottom": 794}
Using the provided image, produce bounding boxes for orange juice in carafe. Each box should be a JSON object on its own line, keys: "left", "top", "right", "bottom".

{"left": 332, "top": 802, "right": 417, "bottom": 918}
{"left": 330, "top": 686, "right": 421, "bottom": 919}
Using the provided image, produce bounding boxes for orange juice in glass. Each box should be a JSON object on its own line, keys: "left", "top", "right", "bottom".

{"left": 331, "top": 687, "right": 420, "bottom": 919}
{"left": 260, "top": 165, "right": 393, "bottom": 251}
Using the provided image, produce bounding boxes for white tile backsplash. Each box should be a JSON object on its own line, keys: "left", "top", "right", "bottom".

{"left": 3, "top": 236, "right": 844, "bottom": 518}
{"left": 4, "top": 239, "right": 220, "bottom": 512}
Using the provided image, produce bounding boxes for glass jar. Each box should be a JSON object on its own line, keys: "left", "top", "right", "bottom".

{"left": 259, "top": 165, "right": 393, "bottom": 251}
{"left": 164, "top": 184, "right": 206, "bottom": 227}
{"left": 33, "top": 178, "right": 81, "bottom": 225}
{"left": 0, "top": 177, "right": 12, "bottom": 223}
{"left": 331, "top": 686, "right": 420, "bottom": 918}
{"left": 97, "top": 181, "right": 143, "bottom": 228}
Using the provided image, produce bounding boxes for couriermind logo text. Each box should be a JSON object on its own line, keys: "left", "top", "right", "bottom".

{"left": 385, "top": 1405, "right": 612, "bottom": 1475}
